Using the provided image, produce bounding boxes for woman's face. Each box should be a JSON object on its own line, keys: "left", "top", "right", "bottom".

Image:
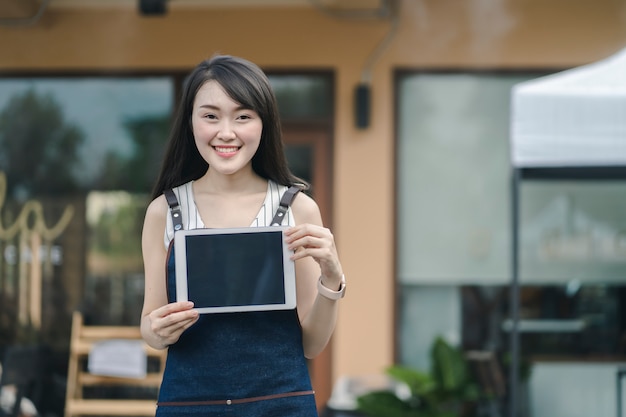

{"left": 191, "top": 80, "right": 263, "bottom": 176}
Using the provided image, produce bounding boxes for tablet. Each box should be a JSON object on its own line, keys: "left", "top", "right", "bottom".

{"left": 173, "top": 226, "right": 296, "bottom": 314}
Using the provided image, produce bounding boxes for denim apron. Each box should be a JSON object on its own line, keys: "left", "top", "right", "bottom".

{"left": 155, "top": 187, "right": 318, "bottom": 417}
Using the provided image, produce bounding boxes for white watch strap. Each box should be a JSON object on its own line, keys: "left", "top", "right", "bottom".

{"left": 317, "top": 274, "right": 346, "bottom": 300}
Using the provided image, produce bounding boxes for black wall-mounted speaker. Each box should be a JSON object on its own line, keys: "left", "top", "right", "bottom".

{"left": 355, "top": 83, "right": 371, "bottom": 129}
{"left": 139, "top": 0, "right": 167, "bottom": 15}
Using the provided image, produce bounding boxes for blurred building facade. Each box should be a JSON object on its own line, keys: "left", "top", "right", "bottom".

{"left": 1, "top": 0, "right": 625, "bottom": 416}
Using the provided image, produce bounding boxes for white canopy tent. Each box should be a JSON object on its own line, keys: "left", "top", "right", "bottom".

{"left": 511, "top": 46, "right": 626, "bottom": 168}
{"left": 507, "top": 46, "right": 626, "bottom": 417}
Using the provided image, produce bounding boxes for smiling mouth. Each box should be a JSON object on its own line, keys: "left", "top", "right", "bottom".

{"left": 213, "top": 146, "right": 240, "bottom": 154}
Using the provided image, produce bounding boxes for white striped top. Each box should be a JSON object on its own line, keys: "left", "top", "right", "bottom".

{"left": 164, "top": 180, "right": 295, "bottom": 249}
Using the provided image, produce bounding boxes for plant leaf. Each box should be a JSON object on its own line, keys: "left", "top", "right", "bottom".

{"left": 356, "top": 391, "right": 418, "bottom": 417}
{"left": 430, "top": 336, "right": 468, "bottom": 392}
{"left": 386, "top": 365, "right": 436, "bottom": 396}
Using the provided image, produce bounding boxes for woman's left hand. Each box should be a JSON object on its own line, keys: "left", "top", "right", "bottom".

{"left": 284, "top": 224, "right": 343, "bottom": 286}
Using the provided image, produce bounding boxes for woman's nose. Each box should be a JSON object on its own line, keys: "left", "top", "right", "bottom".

{"left": 218, "top": 120, "right": 236, "bottom": 140}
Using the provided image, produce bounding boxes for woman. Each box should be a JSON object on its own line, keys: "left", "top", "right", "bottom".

{"left": 140, "top": 54, "right": 346, "bottom": 416}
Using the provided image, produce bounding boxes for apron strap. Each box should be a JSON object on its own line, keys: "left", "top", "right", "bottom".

{"left": 270, "top": 185, "right": 302, "bottom": 226}
{"left": 164, "top": 189, "right": 183, "bottom": 231}
{"left": 165, "top": 184, "right": 301, "bottom": 230}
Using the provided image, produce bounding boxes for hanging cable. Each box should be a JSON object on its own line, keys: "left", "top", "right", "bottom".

{"left": 354, "top": 3, "right": 399, "bottom": 127}
{"left": 0, "top": 0, "right": 51, "bottom": 27}
{"left": 359, "top": 0, "right": 399, "bottom": 84}
{"left": 308, "top": 0, "right": 400, "bottom": 128}
{"left": 307, "top": 0, "right": 392, "bottom": 20}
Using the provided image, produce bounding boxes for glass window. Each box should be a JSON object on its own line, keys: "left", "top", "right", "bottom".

{"left": 0, "top": 72, "right": 332, "bottom": 417}
{"left": 395, "top": 71, "right": 541, "bottom": 370}
{"left": 519, "top": 180, "right": 626, "bottom": 284}
{"left": 268, "top": 74, "right": 333, "bottom": 121}
{"left": 396, "top": 73, "right": 533, "bottom": 286}
{"left": 396, "top": 71, "right": 626, "bottom": 417}
{"left": 0, "top": 77, "right": 173, "bottom": 352}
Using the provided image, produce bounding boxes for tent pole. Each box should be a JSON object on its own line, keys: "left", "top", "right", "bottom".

{"left": 509, "top": 167, "right": 521, "bottom": 417}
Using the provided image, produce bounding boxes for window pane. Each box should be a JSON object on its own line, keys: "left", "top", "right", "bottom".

{"left": 397, "top": 73, "right": 539, "bottom": 285}
{"left": 86, "top": 191, "right": 149, "bottom": 325}
{"left": 0, "top": 78, "right": 172, "bottom": 194}
{"left": 0, "top": 77, "right": 173, "bottom": 355}
{"left": 285, "top": 144, "right": 313, "bottom": 185}
{"left": 396, "top": 71, "right": 626, "bottom": 417}
{"left": 520, "top": 180, "right": 626, "bottom": 284}
{"left": 269, "top": 74, "right": 332, "bottom": 120}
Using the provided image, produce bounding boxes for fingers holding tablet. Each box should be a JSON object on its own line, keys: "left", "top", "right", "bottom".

{"left": 284, "top": 224, "right": 343, "bottom": 282}
{"left": 148, "top": 301, "right": 199, "bottom": 346}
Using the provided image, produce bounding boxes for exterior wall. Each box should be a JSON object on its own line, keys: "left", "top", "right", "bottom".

{"left": 1, "top": 0, "right": 626, "bottom": 384}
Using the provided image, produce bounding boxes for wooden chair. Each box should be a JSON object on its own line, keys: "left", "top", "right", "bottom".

{"left": 64, "top": 311, "right": 166, "bottom": 417}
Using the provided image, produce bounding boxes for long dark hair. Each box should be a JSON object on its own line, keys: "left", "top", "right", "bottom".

{"left": 151, "top": 55, "right": 308, "bottom": 200}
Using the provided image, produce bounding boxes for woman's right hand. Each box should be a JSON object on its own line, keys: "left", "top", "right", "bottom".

{"left": 144, "top": 301, "right": 199, "bottom": 348}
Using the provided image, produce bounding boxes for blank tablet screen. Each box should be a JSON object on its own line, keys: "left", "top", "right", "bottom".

{"left": 174, "top": 226, "right": 296, "bottom": 313}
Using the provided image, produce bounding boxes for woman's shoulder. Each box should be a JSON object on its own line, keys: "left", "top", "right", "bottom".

{"left": 146, "top": 180, "right": 194, "bottom": 222}
{"left": 145, "top": 194, "right": 168, "bottom": 223}
{"left": 290, "top": 190, "right": 322, "bottom": 225}
{"left": 160, "top": 181, "right": 194, "bottom": 209}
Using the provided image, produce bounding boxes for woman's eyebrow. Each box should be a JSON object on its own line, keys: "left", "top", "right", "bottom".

{"left": 198, "top": 104, "right": 249, "bottom": 111}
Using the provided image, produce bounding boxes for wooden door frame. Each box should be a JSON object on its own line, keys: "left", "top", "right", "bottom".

{"left": 282, "top": 122, "right": 334, "bottom": 410}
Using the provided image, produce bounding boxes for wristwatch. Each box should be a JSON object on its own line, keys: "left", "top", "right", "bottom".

{"left": 317, "top": 274, "right": 346, "bottom": 300}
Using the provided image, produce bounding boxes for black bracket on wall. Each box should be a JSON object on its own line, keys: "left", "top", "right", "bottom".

{"left": 139, "top": 0, "right": 167, "bottom": 16}
{"left": 355, "top": 83, "right": 371, "bottom": 129}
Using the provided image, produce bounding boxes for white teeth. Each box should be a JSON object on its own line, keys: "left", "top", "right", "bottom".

{"left": 215, "top": 147, "right": 238, "bottom": 153}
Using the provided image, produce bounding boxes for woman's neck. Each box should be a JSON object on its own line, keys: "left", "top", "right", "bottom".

{"left": 195, "top": 167, "right": 266, "bottom": 195}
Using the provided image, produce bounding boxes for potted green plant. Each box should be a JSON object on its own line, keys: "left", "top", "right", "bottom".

{"left": 356, "top": 336, "right": 483, "bottom": 417}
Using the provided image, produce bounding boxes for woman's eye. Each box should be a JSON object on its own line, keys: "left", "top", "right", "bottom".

{"left": 204, "top": 114, "right": 217, "bottom": 119}
{"left": 237, "top": 114, "right": 251, "bottom": 120}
